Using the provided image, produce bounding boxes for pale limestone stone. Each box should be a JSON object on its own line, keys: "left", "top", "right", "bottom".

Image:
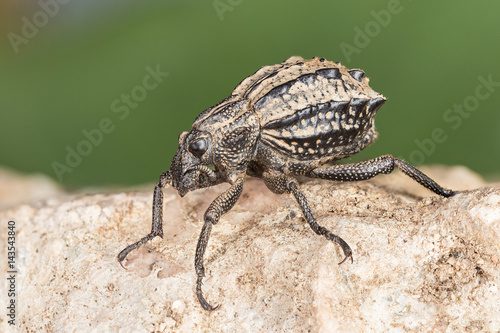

{"left": 0, "top": 167, "right": 63, "bottom": 209}
{"left": 0, "top": 166, "right": 498, "bottom": 332}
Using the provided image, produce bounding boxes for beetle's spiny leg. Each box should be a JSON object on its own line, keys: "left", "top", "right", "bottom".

{"left": 286, "top": 178, "right": 353, "bottom": 265}
{"left": 393, "top": 158, "right": 455, "bottom": 197}
{"left": 195, "top": 221, "right": 220, "bottom": 311}
{"left": 117, "top": 171, "right": 172, "bottom": 265}
{"left": 195, "top": 177, "right": 244, "bottom": 311}
{"left": 309, "top": 155, "right": 455, "bottom": 197}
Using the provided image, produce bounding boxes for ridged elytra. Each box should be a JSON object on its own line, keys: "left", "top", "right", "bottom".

{"left": 118, "top": 56, "right": 455, "bottom": 311}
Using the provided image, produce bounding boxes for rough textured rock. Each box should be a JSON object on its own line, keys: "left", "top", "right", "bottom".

{"left": 0, "top": 166, "right": 499, "bottom": 332}
{"left": 0, "top": 167, "right": 63, "bottom": 210}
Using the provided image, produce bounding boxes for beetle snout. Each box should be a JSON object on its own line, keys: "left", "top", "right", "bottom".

{"left": 177, "top": 169, "right": 201, "bottom": 197}
{"left": 170, "top": 149, "right": 203, "bottom": 197}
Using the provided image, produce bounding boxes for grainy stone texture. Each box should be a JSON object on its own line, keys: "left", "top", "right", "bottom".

{"left": 0, "top": 167, "right": 63, "bottom": 210}
{"left": 0, "top": 166, "right": 499, "bottom": 332}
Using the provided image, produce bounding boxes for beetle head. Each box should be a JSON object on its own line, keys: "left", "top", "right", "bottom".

{"left": 170, "top": 130, "right": 216, "bottom": 197}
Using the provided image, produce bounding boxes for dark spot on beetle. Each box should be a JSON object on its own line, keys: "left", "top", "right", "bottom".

{"left": 316, "top": 68, "right": 341, "bottom": 80}
{"left": 296, "top": 73, "right": 316, "bottom": 86}
{"left": 254, "top": 81, "right": 292, "bottom": 109}
{"left": 330, "top": 101, "right": 350, "bottom": 117}
{"left": 368, "top": 97, "right": 386, "bottom": 115}
{"left": 317, "top": 102, "right": 330, "bottom": 114}
{"left": 348, "top": 70, "right": 365, "bottom": 82}
{"left": 350, "top": 98, "right": 369, "bottom": 120}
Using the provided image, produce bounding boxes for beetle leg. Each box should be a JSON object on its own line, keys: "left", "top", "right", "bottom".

{"left": 117, "top": 171, "right": 171, "bottom": 265}
{"left": 393, "top": 158, "right": 455, "bottom": 197}
{"left": 309, "top": 155, "right": 455, "bottom": 197}
{"left": 262, "top": 171, "right": 289, "bottom": 194}
{"left": 287, "top": 178, "right": 353, "bottom": 265}
{"left": 196, "top": 177, "right": 244, "bottom": 311}
{"left": 263, "top": 173, "right": 353, "bottom": 265}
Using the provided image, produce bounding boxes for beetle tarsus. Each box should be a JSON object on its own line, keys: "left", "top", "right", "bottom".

{"left": 196, "top": 276, "right": 221, "bottom": 311}
{"left": 117, "top": 171, "right": 171, "bottom": 264}
{"left": 117, "top": 231, "right": 159, "bottom": 263}
{"left": 393, "top": 158, "right": 455, "bottom": 197}
{"left": 336, "top": 237, "right": 353, "bottom": 265}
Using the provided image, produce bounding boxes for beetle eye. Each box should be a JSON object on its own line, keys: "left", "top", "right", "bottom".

{"left": 188, "top": 138, "right": 207, "bottom": 157}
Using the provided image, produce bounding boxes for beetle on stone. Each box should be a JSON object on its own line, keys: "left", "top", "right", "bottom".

{"left": 118, "top": 56, "right": 455, "bottom": 310}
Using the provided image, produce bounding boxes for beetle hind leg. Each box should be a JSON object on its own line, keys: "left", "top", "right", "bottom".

{"left": 263, "top": 173, "right": 353, "bottom": 265}
{"left": 309, "top": 155, "right": 455, "bottom": 197}
{"left": 393, "top": 158, "right": 454, "bottom": 197}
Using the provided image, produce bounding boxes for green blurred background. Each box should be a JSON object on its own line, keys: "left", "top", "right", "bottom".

{"left": 1, "top": 0, "right": 499, "bottom": 188}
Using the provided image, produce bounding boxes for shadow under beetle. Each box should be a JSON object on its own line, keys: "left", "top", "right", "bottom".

{"left": 118, "top": 56, "right": 455, "bottom": 310}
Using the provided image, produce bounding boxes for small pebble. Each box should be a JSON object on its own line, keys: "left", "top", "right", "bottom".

{"left": 172, "top": 300, "right": 186, "bottom": 314}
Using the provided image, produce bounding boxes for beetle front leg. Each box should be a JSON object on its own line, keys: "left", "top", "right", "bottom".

{"left": 309, "top": 155, "right": 455, "bottom": 197}
{"left": 263, "top": 173, "right": 353, "bottom": 265}
{"left": 117, "top": 171, "right": 171, "bottom": 264}
{"left": 196, "top": 177, "right": 244, "bottom": 311}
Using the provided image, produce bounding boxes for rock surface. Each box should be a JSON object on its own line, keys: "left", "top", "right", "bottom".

{"left": 0, "top": 166, "right": 499, "bottom": 332}
{"left": 0, "top": 167, "right": 63, "bottom": 210}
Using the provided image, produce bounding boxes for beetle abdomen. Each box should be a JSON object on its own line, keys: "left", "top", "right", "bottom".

{"left": 237, "top": 56, "right": 386, "bottom": 160}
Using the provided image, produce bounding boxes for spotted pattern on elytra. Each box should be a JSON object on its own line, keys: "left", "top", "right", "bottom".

{"left": 241, "top": 58, "right": 386, "bottom": 160}
{"left": 259, "top": 96, "right": 384, "bottom": 160}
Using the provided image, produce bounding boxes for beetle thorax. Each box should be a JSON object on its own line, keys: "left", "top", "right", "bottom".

{"left": 195, "top": 99, "right": 260, "bottom": 178}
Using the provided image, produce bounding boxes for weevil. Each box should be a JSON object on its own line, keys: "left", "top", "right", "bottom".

{"left": 118, "top": 56, "right": 455, "bottom": 310}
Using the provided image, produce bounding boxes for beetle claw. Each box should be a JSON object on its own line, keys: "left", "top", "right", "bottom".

{"left": 338, "top": 253, "right": 353, "bottom": 265}
{"left": 119, "top": 259, "right": 128, "bottom": 270}
{"left": 196, "top": 276, "right": 221, "bottom": 311}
